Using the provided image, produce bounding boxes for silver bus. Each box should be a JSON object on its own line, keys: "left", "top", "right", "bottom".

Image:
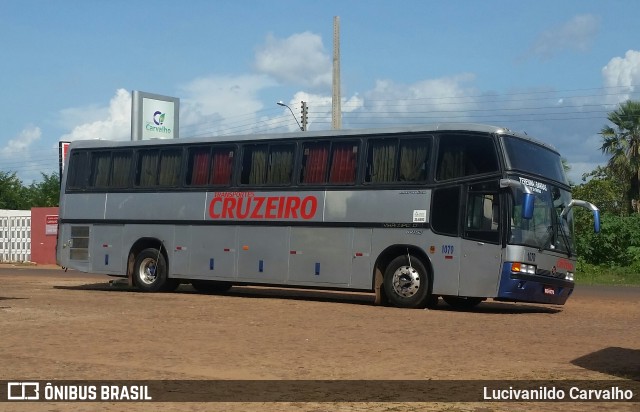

{"left": 56, "top": 123, "right": 600, "bottom": 309}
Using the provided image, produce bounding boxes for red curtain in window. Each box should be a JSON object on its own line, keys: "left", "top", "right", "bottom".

{"left": 304, "top": 145, "right": 329, "bottom": 183}
{"left": 329, "top": 145, "right": 356, "bottom": 183}
{"left": 211, "top": 150, "right": 233, "bottom": 185}
{"left": 191, "top": 151, "right": 210, "bottom": 185}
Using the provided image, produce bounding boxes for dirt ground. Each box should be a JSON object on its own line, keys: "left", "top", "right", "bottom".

{"left": 0, "top": 264, "right": 638, "bottom": 412}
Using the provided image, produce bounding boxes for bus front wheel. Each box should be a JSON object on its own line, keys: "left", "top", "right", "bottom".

{"left": 133, "top": 248, "right": 176, "bottom": 292}
{"left": 383, "top": 255, "right": 431, "bottom": 309}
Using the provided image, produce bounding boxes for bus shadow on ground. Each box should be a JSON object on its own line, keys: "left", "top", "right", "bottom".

{"left": 571, "top": 347, "right": 640, "bottom": 380}
{"left": 55, "top": 282, "right": 560, "bottom": 312}
{"left": 54, "top": 282, "right": 375, "bottom": 306}
{"left": 430, "top": 299, "right": 562, "bottom": 314}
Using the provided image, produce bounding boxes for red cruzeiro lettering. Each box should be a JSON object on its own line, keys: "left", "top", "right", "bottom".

{"left": 209, "top": 194, "right": 318, "bottom": 220}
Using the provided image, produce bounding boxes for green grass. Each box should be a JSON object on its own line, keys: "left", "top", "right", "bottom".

{"left": 575, "top": 260, "right": 640, "bottom": 286}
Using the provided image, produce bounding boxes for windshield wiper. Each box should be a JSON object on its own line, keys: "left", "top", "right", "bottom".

{"left": 556, "top": 215, "right": 572, "bottom": 258}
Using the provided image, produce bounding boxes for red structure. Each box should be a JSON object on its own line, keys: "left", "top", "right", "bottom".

{"left": 31, "top": 207, "right": 59, "bottom": 265}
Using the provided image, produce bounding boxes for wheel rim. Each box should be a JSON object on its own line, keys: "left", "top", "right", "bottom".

{"left": 391, "top": 265, "right": 421, "bottom": 298}
{"left": 138, "top": 257, "right": 158, "bottom": 285}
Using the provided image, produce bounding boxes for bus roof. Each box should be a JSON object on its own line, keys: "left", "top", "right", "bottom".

{"left": 65, "top": 122, "right": 559, "bottom": 153}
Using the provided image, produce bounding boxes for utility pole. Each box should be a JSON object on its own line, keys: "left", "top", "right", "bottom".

{"left": 300, "top": 101, "right": 308, "bottom": 131}
{"left": 332, "top": 16, "right": 342, "bottom": 129}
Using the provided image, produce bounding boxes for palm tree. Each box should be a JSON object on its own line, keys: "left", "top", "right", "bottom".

{"left": 600, "top": 100, "right": 640, "bottom": 213}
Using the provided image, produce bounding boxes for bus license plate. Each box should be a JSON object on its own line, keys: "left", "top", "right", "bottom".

{"left": 543, "top": 286, "right": 555, "bottom": 295}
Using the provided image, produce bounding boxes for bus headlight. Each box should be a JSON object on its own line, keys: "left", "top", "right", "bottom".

{"left": 565, "top": 272, "right": 574, "bottom": 281}
{"left": 511, "top": 262, "right": 537, "bottom": 274}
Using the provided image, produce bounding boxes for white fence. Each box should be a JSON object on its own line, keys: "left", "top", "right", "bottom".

{"left": 0, "top": 210, "right": 31, "bottom": 262}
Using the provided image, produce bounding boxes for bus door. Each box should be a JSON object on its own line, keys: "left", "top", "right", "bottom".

{"left": 458, "top": 182, "right": 503, "bottom": 297}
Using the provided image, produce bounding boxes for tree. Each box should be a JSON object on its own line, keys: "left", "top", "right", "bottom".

{"left": 573, "top": 166, "right": 626, "bottom": 216}
{"left": 599, "top": 100, "right": 640, "bottom": 213}
{"left": 26, "top": 172, "right": 60, "bottom": 207}
{"left": 0, "top": 171, "right": 28, "bottom": 209}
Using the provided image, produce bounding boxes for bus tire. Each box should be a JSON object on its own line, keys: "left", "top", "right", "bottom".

{"left": 191, "top": 280, "right": 232, "bottom": 293}
{"left": 133, "top": 248, "right": 173, "bottom": 292}
{"left": 442, "top": 296, "right": 484, "bottom": 310}
{"left": 383, "top": 255, "right": 431, "bottom": 309}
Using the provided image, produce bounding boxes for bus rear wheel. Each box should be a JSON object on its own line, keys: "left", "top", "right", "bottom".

{"left": 133, "top": 248, "right": 177, "bottom": 292}
{"left": 442, "top": 296, "right": 484, "bottom": 310}
{"left": 383, "top": 255, "right": 431, "bottom": 309}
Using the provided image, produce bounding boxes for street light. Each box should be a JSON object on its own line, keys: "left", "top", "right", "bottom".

{"left": 277, "top": 101, "right": 303, "bottom": 131}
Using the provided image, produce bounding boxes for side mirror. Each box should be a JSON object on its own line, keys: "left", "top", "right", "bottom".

{"left": 561, "top": 199, "right": 600, "bottom": 233}
{"left": 500, "top": 178, "right": 534, "bottom": 220}
{"left": 522, "top": 192, "right": 534, "bottom": 220}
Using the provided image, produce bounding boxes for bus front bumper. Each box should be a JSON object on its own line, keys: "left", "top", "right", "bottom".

{"left": 496, "top": 264, "right": 574, "bottom": 305}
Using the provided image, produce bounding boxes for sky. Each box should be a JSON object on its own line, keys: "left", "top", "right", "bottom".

{"left": 2, "top": 0, "right": 640, "bottom": 184}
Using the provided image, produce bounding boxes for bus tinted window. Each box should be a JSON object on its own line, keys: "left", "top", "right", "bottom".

{"left": 502, "top": 135, "right": 567, "bottom": 185}
{"left": 241, "top": 143, "right": 294, "bottom": 185}
{"left": 431, "top": 186, "right": 460, "bottom": 235}
{"left": 187, "top": 146, "right": 235, "bottom": 186}
{"left": 88, "top": 150, "right": 133, "bottom": 189}
{"left": 436, "top": 134, "right": 498, "bottom": 180}
{"left": 136, "top": 148, "right": 182, "bottom": 187}
{"left": 111, "top": 151, "right": 132, "bottom": 188}
{"left": 90, "top": 151, "right": 111, "bottom": 188}
{"left": 329, "top": 141, "right": 359, "bottom": 184}
{"left": 67, "top": 151, "right": 90, "bottom": 189}
{"left": 300, "top": 142, "right": 330, "bottom": 184}
{"left": 136, "top": 149, "right": 159, "bottom": 187}
{"left": 366, "top": 137, "right": 431, "bottom": 183}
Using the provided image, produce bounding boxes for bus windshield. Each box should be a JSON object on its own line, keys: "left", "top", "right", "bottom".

{"left": 502, "top": 135, "right": 567, "bottom": 185}
{"left": 509, "top": 181, "right": 575, "bottom": 256}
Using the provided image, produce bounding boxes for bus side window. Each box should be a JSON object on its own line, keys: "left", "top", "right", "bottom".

{"left": 90, "top": 151, "right": 111, "bottom": 188}
{"left": 465, "top": 193, "right": 500, "bottom": 243}
{"left": 67, "top": 151, "right": 90, "bottom": 190}
{"left": 329, "top": 141, "right": 359, "bottom": 184}
{"left": 398, "top": 138, "right": 430, "bottom": 182}
{"left": 187, "top": 147, "right": 211, "bottom": 186}
{"left": 110, "top": 151, "right": 132, "bottom": 188}
{"left": 210, "top": 147, "right": 234, "bottom": 185}
{"left": 241, "top": 144, "right": 268, "bottom": 185}
{"left": 136, "top": 149, "right": 159, "bottom": 187}
{"left": 158, "top": 149, "right": 182, "bottom": 187}
{"left": 431, "top": 186, "right": 460, "bottom": 236}
{"left": 366, "top": 138, "right": 397, "bottom": 183}
{"left": 366, "top": 137, "right": 431, "bottom": 184}
{"left": 241, "top": 144, "right": 294, "bottom": 185}
{"left": 436, "top": 134, "right": 498, "bottom": 181}
{"left": 300, "top": 142, "right": 330, "bottom": 184}
{"left": 267, "top": 144, "right": 294, "bottom": 185}
{"left": 187, "top": 146, "right": 235, "bottom": 186}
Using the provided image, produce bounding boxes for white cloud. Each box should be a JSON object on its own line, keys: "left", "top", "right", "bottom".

{"left": 361, "top": 73, "right": 480, "bottom": 124}
{"left": 179, "top": 74, "right": 276, "bottom": 136}
{"left": 602, "top": 50, "right": 640, "bottom": 102}
{"left": 60, "top": 89, "right": 131, "bottom": 141}
{"left": 527, "top": 14, "right": 600, "bottom": 60}
{"left": 255, "top": 32, "right": 331, "bottom": 88}
{"left": 1, "top": 125, "right": 41, "bottom": 156}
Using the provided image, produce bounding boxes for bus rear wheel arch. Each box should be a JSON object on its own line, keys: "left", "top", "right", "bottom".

{"left": 382, "top": 254, "right": 432, "bottom": 309}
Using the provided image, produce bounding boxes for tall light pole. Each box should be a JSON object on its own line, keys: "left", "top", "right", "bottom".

{"left": 277, "top": 101, "right": 303, "bottom": 131}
